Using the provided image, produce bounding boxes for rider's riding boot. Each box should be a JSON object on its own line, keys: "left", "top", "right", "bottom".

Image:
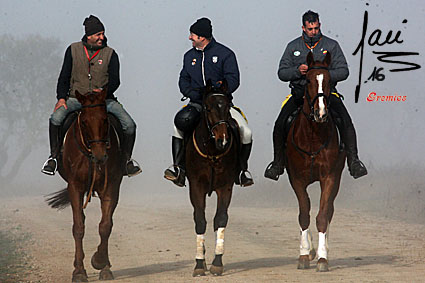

{"left": 264, "top": 138, "right": 285, "bottom": 181}
{"left": 123, "top": 133, "right": 142, "bottom": 177}
{"left": 337, "top": 120, "right": 368, "bottom": 179}
{"left": 41, "top": 122, "right": 60, "bottom": 175}
{"left": 164, "top": 136, "right": 186, "bottom": 187}
{"left": 265, "top": 116, "right": 287, "bottom": 181}
{"left": 238, "top": 142, "right": 254, "bottom": 187}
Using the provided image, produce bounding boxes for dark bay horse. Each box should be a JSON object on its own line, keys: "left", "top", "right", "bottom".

{"left": 46, "top": 89, "right": 125, "bottom": 282}
{"left": 186, "top": 80, "right": 239, "bottom": 277}
{"left": 285, "top": 52, "right": 346, "bottom": 272}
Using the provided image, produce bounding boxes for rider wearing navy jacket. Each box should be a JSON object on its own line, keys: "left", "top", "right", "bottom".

{"left": 164, "top": 17, "right": 254, "bottom": 188}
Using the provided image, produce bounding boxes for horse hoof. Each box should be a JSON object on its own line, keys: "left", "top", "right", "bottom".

{"left": 99, "top": 266, "right": 114, "bottom": 280}
{"left": 297, "top": 256, "right": 310, "bottom": 269}
{"left": 192, "top": 268, "right": 206, "bottom": 277}
{"left": 210, "top": 265, "right": 224, "bottom": 276}
{"left": 316, "top": 259, "right": 329, "bottom": 272}
{"left": 91, "top": 251, "right": 108, "bottom": 270}
{"left": 72, "top": 270, "right": 88, "bottom": 282}
{"left": 309, "top": 248, "right": 316, "bottom": 261}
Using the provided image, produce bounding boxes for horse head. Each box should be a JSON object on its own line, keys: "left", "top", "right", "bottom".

{"left": 75, "top": 89, "right": 109, "bottom": 164}
{"left": 305, "top": 51, "right": 331, "bottom": 123}
{"left": 202, "top": 79, "right": 232, "bottom": 151}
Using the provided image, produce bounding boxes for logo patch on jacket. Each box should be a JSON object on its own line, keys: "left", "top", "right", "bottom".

{"left": 294, "top": 51, "right": 300, "bottom": 56}
{"left": 98, "top": 59, "right": 103, "bottom": 65}
{"left": 323, "top": 50, "right": 328, "bottom": 54}
{"left": 212, "top": 56, "right": 218, "bottom": 63}
{"left": 192, "top": 58, "right": 197, "bottom": 66}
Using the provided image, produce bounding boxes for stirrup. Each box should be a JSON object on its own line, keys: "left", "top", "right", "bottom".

{"left": 41, "top": 157, "right": 57, "bottom": 176}
{"left": 164, "top": 165, "right": 186, "bottom": 187}
{"left": 126, "top": 158, "right": 142, "bottom": 177}
{"left": 238, "top": 170, "right": 254, "bottom": 187}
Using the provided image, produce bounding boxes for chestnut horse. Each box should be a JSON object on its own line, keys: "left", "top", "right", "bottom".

{"left": 186, "top": 80, "right": 239, "bottom": 277}
{"left": 46, "top": 89, "right": 125, "bottom": 282}
{"left": 285, "top": 52, "right": 346, "bottom": 272}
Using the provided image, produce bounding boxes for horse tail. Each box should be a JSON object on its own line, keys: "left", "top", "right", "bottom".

{"left": 45, "top": 188, "right": 70, "bottom": 210}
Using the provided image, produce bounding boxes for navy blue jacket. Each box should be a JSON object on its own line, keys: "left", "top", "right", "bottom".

{"left": 178, "top": 38, "right": 240, "bottom": 104}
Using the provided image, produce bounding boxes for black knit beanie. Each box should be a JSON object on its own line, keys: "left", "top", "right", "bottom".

{"left": 83, "top": 15, "right": 105, "bottom": 36}
{"left": 190, "top": 18, "right": 212, "bottom": 38}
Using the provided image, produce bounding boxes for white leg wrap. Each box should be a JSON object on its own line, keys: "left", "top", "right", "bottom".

{"left": 317, "top": 232, "right": 328, "bottom": 259}
{"left": 299, "top": 228, "right": 313, "bottom": 256}
{"left": 196, "top": 234, "right": 205, "bottom": 259}
{"left": 215, "top": 228, "right": 225, "bottom": 255}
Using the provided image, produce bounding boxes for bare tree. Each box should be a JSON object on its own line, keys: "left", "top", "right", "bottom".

{"left": 0, "top": 34, "right": 62, "bottom": 183}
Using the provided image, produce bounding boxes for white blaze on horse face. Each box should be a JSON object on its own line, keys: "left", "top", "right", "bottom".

{"left": 196, "top": 234, "right": 205, "bottom": 259}
{"left": 300, "top": 228, "right": 313, "bottom": 256}
{"left": 317, "top": 232, "right": 328, "bottom": 259}
{"left": 316, "top": 74, "right": 326, "bottom": 118}
{"left": 215, "top": 227, "right": 225, "bottom": 255}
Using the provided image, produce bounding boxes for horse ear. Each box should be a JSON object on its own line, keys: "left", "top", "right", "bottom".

{"left": 220, "top": 79, "right": 228, "bottom": 94}
{"left": 323, "top": 51, "right": 331, "bottom": 67}
{"left": 99, "top": 88, "right": 107, "bottom": 101}
{"left": 205, "top": 79, "right": 213, "bottom": 93}
{"left": 75, "top": 90, "right": 85, "bottom": 103}
{"left": 306, "top": 51, "right": 314, "bottom": 68}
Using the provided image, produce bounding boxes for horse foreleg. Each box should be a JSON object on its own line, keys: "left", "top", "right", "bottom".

{"left": 190, "top": 186, "right": 207, "bottom": 277}
{"left": 292, "top": 182, "right": 315, "bottom": 269}
{"left": 315, "top": 177, "right": 341, "bottom": 272}
{"left": 69, "top": 184, "right": 88, "bottom": 282}
{"left": 210, "top": 186, "right": 232, "bottom": 276}
{"left": 92, "top": 188, "right": 119, "bottom": 280}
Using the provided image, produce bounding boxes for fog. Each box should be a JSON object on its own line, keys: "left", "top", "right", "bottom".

{"left": 1, "top": 0, "right": 424, "bottom": 223}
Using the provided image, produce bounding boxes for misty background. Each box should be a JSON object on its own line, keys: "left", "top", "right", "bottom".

{"left": 1, "top": 0, "right": 424, "bottom": 223}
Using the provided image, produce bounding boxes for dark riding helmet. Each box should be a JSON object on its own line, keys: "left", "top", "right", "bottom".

{"left": 174, "top": 105, "right": 201, "bottom": 133}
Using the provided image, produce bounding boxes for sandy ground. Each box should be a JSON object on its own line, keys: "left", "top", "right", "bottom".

{"left": 1, "top": 192, "right": 425, "bottom": 283}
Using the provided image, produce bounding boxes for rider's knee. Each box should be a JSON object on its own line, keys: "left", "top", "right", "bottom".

{"left": 239, "top": 126, "right": 252, "bottom": 144}
{"left": 50, "top": 111, "right": 65, "bottom": 126}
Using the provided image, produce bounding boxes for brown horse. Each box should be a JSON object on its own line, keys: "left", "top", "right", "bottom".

{"left": 186, "top": 80, "right": 239, "bottom": 277}
{"left": 46, "top": 89, "right": 125, "bottom": 282}
{"left": 285, "top": 52, "right": 346, "bottom": 272}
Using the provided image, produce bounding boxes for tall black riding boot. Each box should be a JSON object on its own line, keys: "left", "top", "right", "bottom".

{"left": 264, "top": 96, "right": 300, "bottom": 181}
{"left": 264, "top": 128, "right": 286, "bottom": 181}
{"left": 164, "top": 136, "right": 186, "bottom": 187}
{"left": 336, "top": 118, "right": 368, "bottom": 179}
{"left": 238, "top": 142, "right": 254, "bottom": 187}
{"left": 123, "top": 133, "right": 142, "bottom": 177}
{"left": 41, "top": 122, "right": 60, "bottom": 175}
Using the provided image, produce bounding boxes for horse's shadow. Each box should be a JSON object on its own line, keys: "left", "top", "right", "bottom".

{"left": 110, "top": 259, "right": 192, "bottom": 279}
{"left": 212, "top": 254, "right": 398, "bottom": 276}
{"left": 106, "top": 254, "right": 397, "bottom": 279}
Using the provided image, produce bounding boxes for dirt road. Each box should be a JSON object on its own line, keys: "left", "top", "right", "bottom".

{"left": 1, "top": 193, "right": 424, "bottom": 282}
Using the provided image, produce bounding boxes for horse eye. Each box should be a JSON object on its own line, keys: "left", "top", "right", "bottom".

{"left": 306, "top": 79, "right": 311, "bottom": 83}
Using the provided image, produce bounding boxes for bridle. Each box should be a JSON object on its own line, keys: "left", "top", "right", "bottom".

{"left": 193, "top": 92, "right": 233, "bottom": 161}
{"left": 303, "top": 66, "right": 331, "bottom": 121}
{"left": 77, "top": 103, "right": 111, "bottom": 152}
{"left": 203, "top": 93, "right": 231, "bottom": 140}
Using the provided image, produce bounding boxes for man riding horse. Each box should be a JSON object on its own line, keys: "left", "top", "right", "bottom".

{"left": 164, "top": 17, "right": 254, "bottom": 187}
{"left": 264, "top": 10, "right": 367, "bottom": 180}
{"left": 41, "top": 15, "right": 142, "bottom": 177}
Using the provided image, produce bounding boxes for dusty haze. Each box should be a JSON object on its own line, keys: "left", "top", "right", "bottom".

{"left": 1, "top": 0, "right": 424, "bottom": 223}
